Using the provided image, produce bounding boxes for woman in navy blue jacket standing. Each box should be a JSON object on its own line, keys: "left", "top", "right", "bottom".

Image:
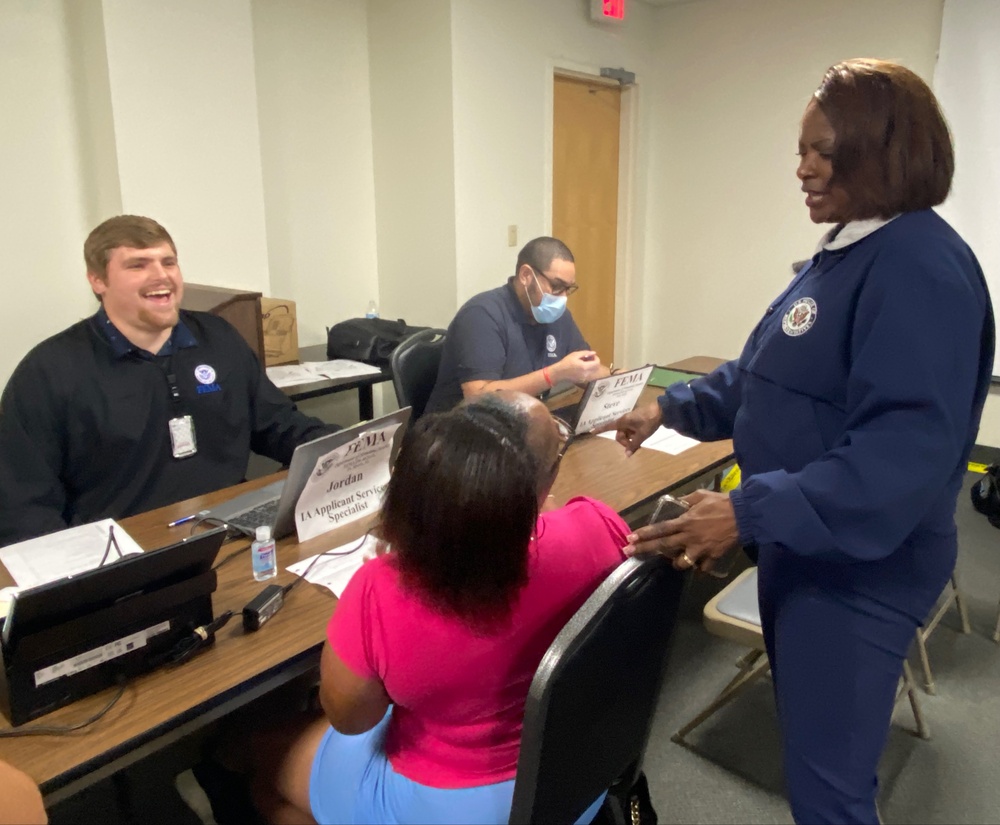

{"left": 602, "top": 59, "right": 994, "bottom": 824}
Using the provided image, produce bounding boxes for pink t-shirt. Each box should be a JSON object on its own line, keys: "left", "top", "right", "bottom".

{"left": 328, "top": 496, "right": 628, "bottom": 789}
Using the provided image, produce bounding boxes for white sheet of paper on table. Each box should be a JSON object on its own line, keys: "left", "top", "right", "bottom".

{"left": 597, "top": 425, "right": 700, "bottom": 455}
{"left": 265, "top": 364, "right": 318, "bottom": 388}
{"left": 0, "top": 519, "right": 144, "bottom": 589}
{"left": 266, "top": 360, "right": 382, "bottom": 388}
{"left": 286, "top": 534, "right": 377, "bottom": 598}
{"left": 304, "top": 360, "right": 382, "bottom": 380}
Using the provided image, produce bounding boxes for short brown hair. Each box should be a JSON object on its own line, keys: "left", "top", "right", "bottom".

{"left": 814, "top": 58, "right": 954, "bottom": 219}
{"left": 83, "top": 215, "right": 176, "bottom": 279}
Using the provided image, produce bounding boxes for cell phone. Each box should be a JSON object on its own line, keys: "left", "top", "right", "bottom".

{"left": 649, "top": 494, "right": 689, "bottom": 524}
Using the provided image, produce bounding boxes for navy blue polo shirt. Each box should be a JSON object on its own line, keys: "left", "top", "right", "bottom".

{"left": 425, "top": 279, "right": 589, "bottom": 413}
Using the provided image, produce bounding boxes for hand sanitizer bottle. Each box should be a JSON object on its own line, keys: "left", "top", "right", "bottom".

{"left": 251, "top": 526, "right": 277, "bottom": 581}
{"left": 366, "top": 300, "right": 379, "bottom": 319}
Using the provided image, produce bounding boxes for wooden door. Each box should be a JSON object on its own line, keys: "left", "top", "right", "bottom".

{"left": 552, "top": 74, "right": 621, "bottom": 365}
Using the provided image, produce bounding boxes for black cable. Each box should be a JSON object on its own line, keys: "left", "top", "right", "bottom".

{"left": 0, "top": 681, "right": 128, "bottom": 738}
{"left": 98, "top": 524, "right": 124, "bottom": 567}
{"left": 151, "top": 610, "right": 236, "bottom": 668}
{"left": 282, "top": 532, "right": 372, "bottom": 597}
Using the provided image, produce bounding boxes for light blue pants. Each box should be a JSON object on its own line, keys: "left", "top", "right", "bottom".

{"left": 309, "top": 710, "right": 606, "bottom": 824}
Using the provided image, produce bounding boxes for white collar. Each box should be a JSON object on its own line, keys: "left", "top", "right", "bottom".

{"left": 816, "top": 215, "right": 899, "bottom": 253}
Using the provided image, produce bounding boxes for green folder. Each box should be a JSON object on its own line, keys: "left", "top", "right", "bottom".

{"left": 648, "top": 367, "right": 704, "bottom": 389}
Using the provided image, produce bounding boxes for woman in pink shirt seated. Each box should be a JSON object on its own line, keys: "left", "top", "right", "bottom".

{"left": 255, "top": 392, "right": 628, "bottom": 824}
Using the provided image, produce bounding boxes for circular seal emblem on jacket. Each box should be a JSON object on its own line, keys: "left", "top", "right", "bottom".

{"left": 194, "top": 364, "right": 217, "bottom": 384}
{"left": 782, "top": 298, "right": 817, "bottom": 337}
{"left": 546, "top": 334, "right": 557, "bottom": 353}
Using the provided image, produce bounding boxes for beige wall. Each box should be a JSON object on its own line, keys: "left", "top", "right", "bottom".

{"left": 450, "top": 0, "right": 658, "bottom": 307}
{"left": 102, "top": 0, "right": 272, "bottom": 292}
{"left": 643, "top": 0, "right": 945, "bottom": 362}
{"left": 251, "top": 0, "right": 380, "bottom": 347}
{"left": 367, "top": 0, "right": 457, "bottom": 330}
{"left": 0, "top": 0, "right": 96, "bottom": 386}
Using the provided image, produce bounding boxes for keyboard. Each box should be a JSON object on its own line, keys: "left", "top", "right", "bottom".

{"left": 226, "top": 499, "right": 280, "bottom": 533}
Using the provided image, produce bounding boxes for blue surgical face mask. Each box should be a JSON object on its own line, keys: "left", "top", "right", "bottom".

{"left": 526, "top": 272, "right": 567, "bottom": 324}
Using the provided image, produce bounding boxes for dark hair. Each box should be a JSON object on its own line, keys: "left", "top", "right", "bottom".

{"left": 84, "top": 215, "right": 176, "bottom": 279}
{"left": 516, "top": 236, "right": 574, "bottom": 276}
{"left": 378, "top": 404, "right": 538, "bottom": 625}
{"left": 814, "top": 58, "right": 954, "bottom": 219}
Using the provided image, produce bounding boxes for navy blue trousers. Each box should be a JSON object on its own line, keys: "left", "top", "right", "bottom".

{"left": 757, "top": 565, "right": 921, "bottom": 825}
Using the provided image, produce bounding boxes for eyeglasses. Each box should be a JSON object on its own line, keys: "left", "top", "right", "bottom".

{"left": 553, "top": 416, "right": 573, "bottom": 459}
{"left": 531, "top": 266, "right": 579, "bottom": 297}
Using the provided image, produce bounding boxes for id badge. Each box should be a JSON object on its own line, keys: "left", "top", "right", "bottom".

{"left": 168, "top": 415, "right": 198, "bottom": 458}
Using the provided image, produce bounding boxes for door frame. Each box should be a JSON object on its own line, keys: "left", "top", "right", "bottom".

{"left": 543, "top": 60, "right": 640, "bottom": 370}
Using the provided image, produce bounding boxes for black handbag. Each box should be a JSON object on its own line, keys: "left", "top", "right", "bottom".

{"left": 971, "top": 464, "right": 1000, "bottom": 528}
{"left": 325, "top": 318, "right": 428, "bottom": 367}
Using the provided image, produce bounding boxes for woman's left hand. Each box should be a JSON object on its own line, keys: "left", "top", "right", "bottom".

{"left": 624, "top": 489, "right": 740, "bottom": 572}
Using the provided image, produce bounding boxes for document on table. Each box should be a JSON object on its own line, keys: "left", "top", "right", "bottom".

{"left": 266, "top": 360, "right": 382, "bottom": 388}
{"left": 0, "top": 519, "right": 144, "bottom": 589}
{"left": 597, "top": 425, "right": 700, "bottom": 455}
{"left": 287, "top": 534, "right": 376, "bottom": 598}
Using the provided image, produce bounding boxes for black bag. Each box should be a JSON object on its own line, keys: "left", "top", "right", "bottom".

{"left": 971, "top": 464, "right": 1000, "bottom": 528}
{"left": 326, "top": 318, "right": 428, "bottom": 367}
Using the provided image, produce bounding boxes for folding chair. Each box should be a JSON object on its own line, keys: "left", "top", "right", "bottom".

{"left": 509, "top": 556, "right": 685, "bottom": 825}
{"left": 912, "top": 572, "right": 971, "bottom": 693}
{"left": 673, "top": 567, "right": 930, "bottom": 746}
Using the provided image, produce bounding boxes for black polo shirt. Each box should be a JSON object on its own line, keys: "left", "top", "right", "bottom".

{"left": 425, "top": 280, "right": 589, "bottom": 413}
{"left": 0, "top": 309, "right": 335, "bottom": 546}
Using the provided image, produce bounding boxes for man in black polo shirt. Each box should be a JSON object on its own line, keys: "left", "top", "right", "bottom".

{"left": 0, "top": 215, "right": 337, "bottom": 547}
{"left": 425, "top": 237, "right": 608, "bottom": 413}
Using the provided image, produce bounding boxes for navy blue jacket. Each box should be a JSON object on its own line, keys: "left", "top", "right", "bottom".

{"left": 659, "top": 211, "right": 994, "bottom": 619}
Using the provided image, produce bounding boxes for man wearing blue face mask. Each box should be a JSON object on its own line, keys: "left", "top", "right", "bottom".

{"left": 425, "top": 237, "right": 608, "bottom": 413}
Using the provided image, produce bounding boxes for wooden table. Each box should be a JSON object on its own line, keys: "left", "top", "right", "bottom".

{"left": 0, "top": 357, "right": 733, "bottom": 800}
{"left": 281, "top": 343, "right": 393, "bottom": 420}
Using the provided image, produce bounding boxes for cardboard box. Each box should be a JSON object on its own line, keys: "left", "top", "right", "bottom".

{"left": 260, "top": 297, "right": 299, "bottom": 366}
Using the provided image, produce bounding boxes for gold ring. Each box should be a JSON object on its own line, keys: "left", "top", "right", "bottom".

{"left": 681, "top": 552, "right": 695, "bottom": 568}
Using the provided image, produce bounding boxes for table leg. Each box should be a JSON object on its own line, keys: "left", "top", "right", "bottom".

{"left": 359, "top": 386, "right": 374, "bottom": 421}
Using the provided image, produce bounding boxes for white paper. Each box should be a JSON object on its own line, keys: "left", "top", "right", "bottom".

{"left": 294, "top": 421, "right": 402, "bottom": 542}
{"left": 0, "top": 519, "right": 144, "bottom": 589}
{"left": 598, "top": 425, "right": 700, "bottom": 455}
{"left": 266, "top": 359, "right": 382, "bottom": 388}
{"left": 304, "top": 360, "right": 383, "bottom": 379}
{"left": 574, "top": 365, "right": 655, "bottom": 434}
{"left": 286, "top": 534, "right": 375, "bottom": 597}
{"left": 265, "top": 364, "right": 319, "bottom": 388}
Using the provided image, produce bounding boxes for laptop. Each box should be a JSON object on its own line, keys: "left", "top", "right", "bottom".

{"left": 204, "top": 407, "right": 412, "bottom": 539}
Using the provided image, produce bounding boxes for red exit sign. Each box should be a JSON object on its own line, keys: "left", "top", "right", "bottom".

{"left": 591, "top": 0, "right": 625, "bottom": 23}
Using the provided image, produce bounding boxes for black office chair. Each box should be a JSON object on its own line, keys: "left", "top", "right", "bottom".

{"left": 509, "top": 556, "right": 685, "bottom": 825}
{"left": 389, "top": 328, "right": 446, "bottom": 420}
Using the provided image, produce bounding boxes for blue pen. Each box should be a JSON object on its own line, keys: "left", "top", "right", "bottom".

{"left": 167, "top": 509, "right": 209, "bottom": 528}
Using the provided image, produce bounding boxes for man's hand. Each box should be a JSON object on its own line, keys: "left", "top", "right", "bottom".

{"left": 553, "top": 350, "right": 604, "bottom": 384}
{"left": 592, "top": 401, "right": 662, "bottom": 456}
{"left": 623, "top": 490, "right": 740, "bottom": 572}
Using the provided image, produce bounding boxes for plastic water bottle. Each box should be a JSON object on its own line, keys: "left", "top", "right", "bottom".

{"left": 251, "top": 525, "right": 277, "bottom": 581}
{"left": 366, "top": 300, "right": 379, "bottom": 319}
